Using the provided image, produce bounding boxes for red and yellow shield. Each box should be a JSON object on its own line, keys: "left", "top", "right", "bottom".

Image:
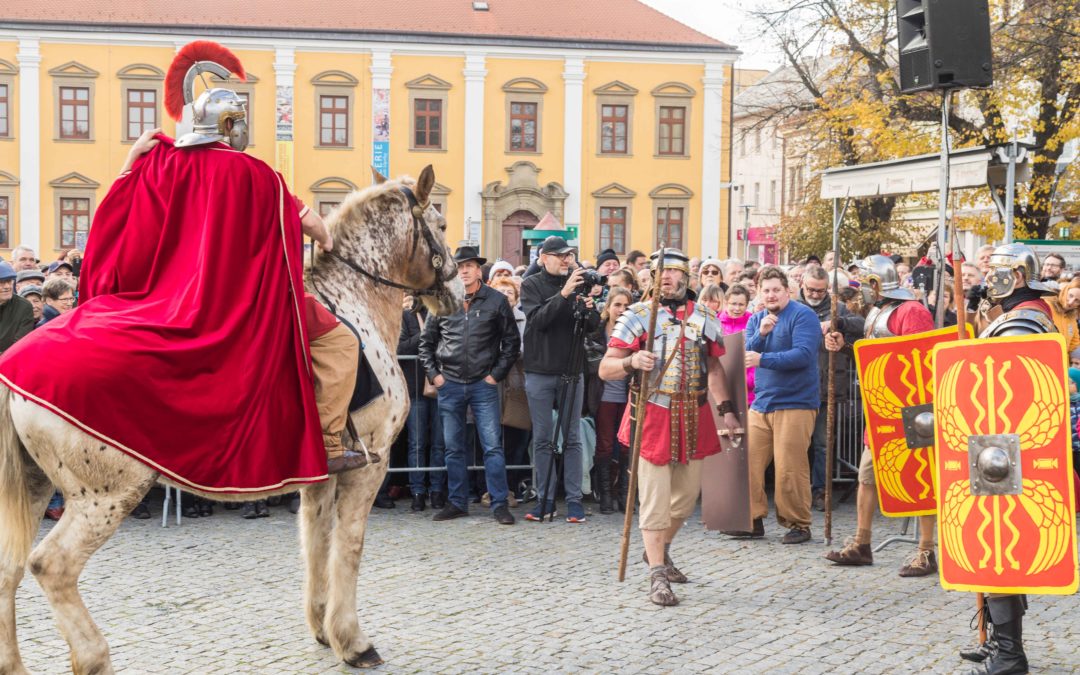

{"left": 933, "top": 334, "right": 1078, "bottom": 594}
{"left": 854, "top": 326, "right": 972, "bottom": 517}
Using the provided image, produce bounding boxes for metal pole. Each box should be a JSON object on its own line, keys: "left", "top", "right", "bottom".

{"left": 934, "top": 91, "right": 951, "bottom": 329}
{"left": 742, "top": 205, "right": 752, "bottom": 261}
{"left": 1004, "top": 139, "right": 1017, "bottom": 244}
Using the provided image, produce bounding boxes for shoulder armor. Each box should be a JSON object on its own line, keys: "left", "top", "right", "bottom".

{"left": 690, "top": 302, "right": 720, "bottom": 342}
{"left": 864, "top": 301, "right": 901, "bottom": 339}
{"left": 979, "top": 308, "right": 1056, "bottom": 338}
{"left": 612, "top": 304, "right": 649, "bottom": 344}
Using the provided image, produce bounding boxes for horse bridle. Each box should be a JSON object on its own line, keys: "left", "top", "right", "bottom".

{"left": 315, "top": 186, "right": 449, "bottom": 299}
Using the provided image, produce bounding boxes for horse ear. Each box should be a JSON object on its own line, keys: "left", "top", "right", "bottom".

{"left": 371, "top": 166, "right": 388, "bottom": 185}
{"left": 415, "top": 165, "right": 436, "bottom": 205}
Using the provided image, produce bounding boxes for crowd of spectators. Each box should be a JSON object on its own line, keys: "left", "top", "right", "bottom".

{"left": 6, "top": 233, "right": 1079, "bottom": 533}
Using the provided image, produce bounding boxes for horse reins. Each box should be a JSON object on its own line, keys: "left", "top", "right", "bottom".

{"left": 311, "top": 186, "right": 448, "bottom": 314}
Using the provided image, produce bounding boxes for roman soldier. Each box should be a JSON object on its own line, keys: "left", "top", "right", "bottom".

{"left": 598, "top": 248, "right": 741, "bottom": 606}
{"left": 823, "top": 254, "right": 941, "bottom": 576}
{"left": 955, "top": 243, "right": 1057, "bottom": 675}
{"left": 159, "top": 42, "right": 366, "bottom": 475}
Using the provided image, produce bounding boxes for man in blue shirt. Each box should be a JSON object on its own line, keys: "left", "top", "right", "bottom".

{"left": 736, "top": 265, "right": 822, "bottom": 544}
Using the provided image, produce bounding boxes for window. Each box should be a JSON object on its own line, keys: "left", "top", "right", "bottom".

{"left": 599, "top": 206, "right": 627, "bottom": 255}
{"left": 59, "top": 87, "right": 90, "bottom": 139}
{"left": 125, "top": 89, "right": 156, "bottom": 141}
{"left": 754, "top": 128, "right": 761, "bottom": 152}
{"left": 0, "top": 84, "right": 8, "bottom": 138}
{"left": 509, "top": 101, "right": 538, "bottom": 152}
{"left": 753, "top": 182, "right": 761, "bottom": 210}
{"left": 60, "top": 197, "right": 90, "bottom": 248}
{"left": 600, "top": 104, "right": 629, "bottom": 154}
{"left": 319, "top": 95, "right": 348, "bottom": 147}
{"left": 414, "top": 98, "right": 442, "bottom": 149}
{"left": 657, "top": 106, "right": 686, "bottom": 156}
{"left": 0, "top": 196, "right": 8, "bottom": 249}
{"left": 770, "top": 180, "right": 777, "bottom": 212}
{"left": 318, "top": 201, "right": 340, "bottom": 217}
{"left": 739, "top": 131, "right": 746, "bottom": 157}
{"left": 656, "top": 207, "right": 683, "bottom": 251}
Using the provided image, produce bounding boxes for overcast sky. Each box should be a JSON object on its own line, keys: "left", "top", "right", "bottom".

{"left": 639, "top": 0, "right": 781, "bottom": 70}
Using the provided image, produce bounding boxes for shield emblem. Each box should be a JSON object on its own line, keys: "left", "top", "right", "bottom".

{"left": 702, "top": 332, "right": 751, "bottom": 533}
{"left": 854, "top": 325, "right": 972, "bottom": 517}
{"left": 933, "top": 334, "right": 1078, "bottom": 594}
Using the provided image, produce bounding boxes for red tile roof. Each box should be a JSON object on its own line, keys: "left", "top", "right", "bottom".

{"left": 0, "top": 0, "right": 732, "bottom": 51}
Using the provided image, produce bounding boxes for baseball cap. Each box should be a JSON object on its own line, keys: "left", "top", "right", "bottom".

{"left": 48, "top": 260, "right": 74, "bottom": 274}
{"left": 0, "top": 262, "right": 15, "bottom": 282}
{"left": 540, "top": 236, "right": 573, "bottom": 255}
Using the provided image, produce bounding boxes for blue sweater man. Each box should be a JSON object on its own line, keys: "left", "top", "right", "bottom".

{"left": 738, "top": 266, "right": 821, "bottom": 543}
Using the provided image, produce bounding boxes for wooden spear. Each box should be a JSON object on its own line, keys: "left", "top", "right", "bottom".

{"left": 617, "top": 245, "right": 666, "bottom": 582}
{"left": 824, "top": 196, "right": 850, "bottom": 546}
{"left": 949, "top": 223, "right": 986, "bottom": 645}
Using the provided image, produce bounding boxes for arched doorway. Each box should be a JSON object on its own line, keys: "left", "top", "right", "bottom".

{"left": 501, "top": 210, "right": 539, "bottom": 266}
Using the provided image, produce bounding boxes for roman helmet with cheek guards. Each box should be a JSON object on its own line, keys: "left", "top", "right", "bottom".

{"left": 984, "top": 243, "right": 1052, "bottom": 301}
{"left": 165, "top": 41, "right": 249, "bottom": 151}
{"left": 853, "top": 254, "right": 915, "bottom": 304}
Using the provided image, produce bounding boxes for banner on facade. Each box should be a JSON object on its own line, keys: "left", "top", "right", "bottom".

{"left": 372, "top": 88, "right": 390, "bottom": 178}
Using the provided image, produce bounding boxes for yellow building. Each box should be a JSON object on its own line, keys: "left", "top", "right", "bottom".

{"left": 0, "top": 0, "right": 739, "bottom": 265}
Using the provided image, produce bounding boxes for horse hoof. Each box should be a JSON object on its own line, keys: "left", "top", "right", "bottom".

{"left": 345, "top": 645, "right": 383, "bottom": 668}
{"left": 314, "top": 631, "right": 329, "bottom": 647}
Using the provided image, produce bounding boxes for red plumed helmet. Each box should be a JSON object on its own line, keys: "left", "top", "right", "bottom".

{"left": 165, "top": 41, "right": 247, "bottom": 121}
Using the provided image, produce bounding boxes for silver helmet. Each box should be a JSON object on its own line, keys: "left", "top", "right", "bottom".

{"left": 984, "top": 243, "right": 1052, "bottom": 300}
{"left": 166, "top": 42, "right": 248, "bottom": 151}
{"left": 176, "top": 67, "right": 247, "bottom": 151}
{"left": 853, "top": 254, "right": 915, "bottom": 302}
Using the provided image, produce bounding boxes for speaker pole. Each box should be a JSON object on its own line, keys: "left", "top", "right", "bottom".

{"left": 933, "top": 90, "right": 952, "bottom": 329}
{"left": 1004, "top": 137, "right": 1018, "bottom": 244}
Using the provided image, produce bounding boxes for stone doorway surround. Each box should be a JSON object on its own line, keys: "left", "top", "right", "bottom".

{"left": 481, "top": 161, "right": 567, "bottom": 262}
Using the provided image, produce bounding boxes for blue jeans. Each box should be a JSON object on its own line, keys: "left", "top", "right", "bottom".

{"left": 437, "top": 379, "right": 509, "bottom": 512}
{"left": 407, "top": 396, "right": 446, "bottom": 496}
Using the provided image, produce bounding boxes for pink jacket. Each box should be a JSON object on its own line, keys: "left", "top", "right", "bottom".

{"left": 719, "top": 310, "right": 755, "bottom": 407}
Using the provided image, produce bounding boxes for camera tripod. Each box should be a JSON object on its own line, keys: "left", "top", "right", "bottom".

{"left": 537, "top": 296, "right": 590, "bottom": 523}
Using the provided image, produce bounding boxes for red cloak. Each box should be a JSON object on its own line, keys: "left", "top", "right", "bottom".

{"left": 0, "top": 137, "right": 328, "bottom": 493}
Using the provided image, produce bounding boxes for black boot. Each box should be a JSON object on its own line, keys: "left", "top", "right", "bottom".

{"left": 960, "top": 604, "right": 997, "bottom": 663}
{"left": 597, "top": 459, "right": 614, "bottom": 514}
{"left": 971, "top": 595, "right": 1027, "bottom": 675}
{"left": 616, "top": 449, "right": 630, "bottom": 512}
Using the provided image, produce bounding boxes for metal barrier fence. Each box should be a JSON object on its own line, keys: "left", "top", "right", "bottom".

{"left": 388, "top": 355, "right": 865, "bottom": 484}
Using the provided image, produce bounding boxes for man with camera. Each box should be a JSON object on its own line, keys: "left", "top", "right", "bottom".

{"left": 520, "top": 236, "right": 602, "bottom": 523}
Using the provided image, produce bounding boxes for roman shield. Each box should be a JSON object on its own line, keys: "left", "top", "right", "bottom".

{"left": 702, "top": 332, "right": 751, "bottom": 532}
{"left": 854, "top": 325, "right": 972, "bottom": 517}
{"left": 933, "top": 333, "right": 1078, "bottom": 594}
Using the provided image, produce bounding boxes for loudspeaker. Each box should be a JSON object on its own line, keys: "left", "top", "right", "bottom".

{"left": 897, "top": 0, "right": 994, "bottom": 93}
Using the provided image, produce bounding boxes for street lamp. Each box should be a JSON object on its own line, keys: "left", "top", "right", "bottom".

{"left": 739, "top": 203, "right": 755, "bottom": 261}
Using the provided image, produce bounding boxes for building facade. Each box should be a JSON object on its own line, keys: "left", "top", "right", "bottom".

{"left": 0, "top": 1, "right": 739, "bottom": 265}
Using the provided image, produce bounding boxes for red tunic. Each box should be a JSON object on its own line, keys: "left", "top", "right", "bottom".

{"left": 610, "top": 301, "right": 725, "bottom": 466}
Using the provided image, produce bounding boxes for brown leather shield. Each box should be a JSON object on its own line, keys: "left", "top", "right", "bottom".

{"left": 702, "top": 332, "right": 751, "bottom": 532}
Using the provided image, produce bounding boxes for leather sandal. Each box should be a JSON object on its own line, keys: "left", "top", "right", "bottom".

{"left": 641, "top": 550, "right": 688, "bottom": 584}
{"left": 648, "top": 569, "right": 679, "bottom": 606}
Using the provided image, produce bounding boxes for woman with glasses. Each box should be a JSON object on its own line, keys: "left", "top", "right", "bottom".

{"left": 36, "top": 277, "right": 76, "bottom": 328}
{"left": 698, "top": 258, "right": 725, "bottom": 292}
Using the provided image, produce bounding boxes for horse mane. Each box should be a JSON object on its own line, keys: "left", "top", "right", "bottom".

{"left": 324, "top": 176, "right": 415, "bottom": 241}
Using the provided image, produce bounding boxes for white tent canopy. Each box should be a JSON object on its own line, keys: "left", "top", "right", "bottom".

{"left": 820, "top": 145, "right": 1031, "bottom": 200}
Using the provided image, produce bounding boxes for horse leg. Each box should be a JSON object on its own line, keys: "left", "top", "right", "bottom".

{"left": 299, "top": 480, "right": 335, "bottom": 646}
{"left": 0, "top": 457, "right": 54, "bottom": 675}
{"left": 28, "top": 488, "right": 144, "bottom": 675}
{"left": 325, "top": 465, "right": 385, "bottom": 668}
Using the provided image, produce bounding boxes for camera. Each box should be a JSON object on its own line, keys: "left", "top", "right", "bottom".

{"left": 577, "top": 270, "right": 607, "bottom": 296}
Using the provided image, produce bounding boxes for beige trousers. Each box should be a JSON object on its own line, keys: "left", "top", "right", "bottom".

{"left": 308, "top": 323, "right": 360, "bottom": 458}
{"left": 748, "top": 408, "right": 817, "bottom": 529}
{"left": 637, "top": 459, "right": 703, "bottom": 531}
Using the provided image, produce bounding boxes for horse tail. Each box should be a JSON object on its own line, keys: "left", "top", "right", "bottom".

{"left": 0, "top": 386, "right": 35, "bottom": 567}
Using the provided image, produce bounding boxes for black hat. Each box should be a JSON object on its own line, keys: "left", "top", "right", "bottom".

{"left": 595, "top": 248, "right": 619, "bottom": 268}
{"left": 804, "top": 254, "right": 822, "bottom": 265}
{"left": 540, "top": 236, "right": 573, "bottom": 255}
{"left": 453, "top": 245, "right": 487, "bottom": 266}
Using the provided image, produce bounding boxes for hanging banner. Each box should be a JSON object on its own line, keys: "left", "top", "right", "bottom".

{"left": 372, "top": 88, "right": 390, "bottom": 179}
{"left": 275, "top": 84, "right": 294, "bottom": 190}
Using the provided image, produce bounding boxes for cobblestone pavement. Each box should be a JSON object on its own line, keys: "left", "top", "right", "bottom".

{"left": 13, "top": 494, "right": 1080, "bottom": 674}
